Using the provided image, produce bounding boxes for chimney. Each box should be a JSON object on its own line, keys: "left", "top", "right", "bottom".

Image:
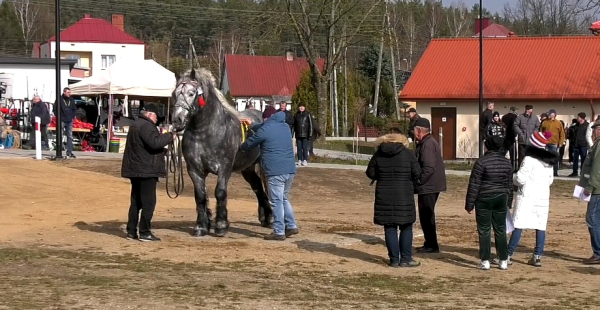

{"left": 84, "top": 13, "right": 90, "bottom": 18}
{"left": 112, "top": 14, "right": 124, "bottom": 32}
{"left": 475, "top": 17, "right": 491, "bottom": 35}
{"left": 285, "top": 51, "right": 294, "bottom": 61}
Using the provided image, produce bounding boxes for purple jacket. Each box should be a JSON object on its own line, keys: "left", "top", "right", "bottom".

{"left": 262, "top": 106, "right": 277, "bottom": 120}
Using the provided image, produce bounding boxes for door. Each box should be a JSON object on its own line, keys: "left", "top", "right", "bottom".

{"left": 431, "top": 107, "right": 457, "bottom": 160}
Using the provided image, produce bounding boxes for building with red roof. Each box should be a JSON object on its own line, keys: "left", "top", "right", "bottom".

{"left": 35, "top": 14, "right": 145, "bottom": 82}
{"left": 400, "top": 35, "right": 600, "bottom": 159}
{"left": 220, "top": 52, "right": 324, "bottom": 111}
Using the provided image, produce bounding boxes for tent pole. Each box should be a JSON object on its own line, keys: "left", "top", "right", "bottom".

{"left": 106, "top": 94, "right": 113, "bottom": 153}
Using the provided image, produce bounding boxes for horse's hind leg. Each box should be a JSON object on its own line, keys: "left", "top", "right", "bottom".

{"left": 242, "top": 164, "right": 272, "bottom": 228}
{"left": 213, "top": 169, "right": 232, "bottom": 237}
{"left": 188, "top": 167, "right": 211, "bottom": 237}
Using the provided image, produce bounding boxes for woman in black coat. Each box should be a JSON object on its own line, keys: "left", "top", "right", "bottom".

{"left": 464, "top": 136, "right": 514, "bottom": 271}
{"left": 366, "top": 129, "right": 422, "bottom": 267}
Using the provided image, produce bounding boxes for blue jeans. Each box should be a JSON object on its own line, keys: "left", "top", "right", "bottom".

{"left": 573, "top": 146, "right": 587, "bottom": 174}
{"left": 296, "top": 138, "right": 309, "bottom": 162}
{"left": 546, "top": 144, "right": 559, "bottom": 175}
{"left": 384, "top": 223, "right": 413, "bottom": 264}
{"left": 267, "top": 174, "right": 298, "bottom": 235}
{"left": 61, "top": 121, "right": 74, "bottom": 153}
{"left": 508, "top": 229, "right": 546, "bottom": 256}
{"left": 586, "top": 195, "right": 600, "bottom": 257}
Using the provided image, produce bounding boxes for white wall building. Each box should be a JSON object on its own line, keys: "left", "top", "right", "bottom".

{"left": 0, "top": 58, "right": 76, "bottom": 103}
{"left": 35, "top": 14, "right": 145, "bottom": 81}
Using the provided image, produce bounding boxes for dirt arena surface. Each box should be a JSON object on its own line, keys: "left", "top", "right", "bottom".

{"left": 0, "top": 158, "right": 598, "bottom": 309}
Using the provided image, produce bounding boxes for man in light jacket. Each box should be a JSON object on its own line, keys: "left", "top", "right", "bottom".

{"left": 513, "top": 105, "right": 540, "bottom": 170}
{"left": 586, "top": 115, "right": 600, "bottom": 150}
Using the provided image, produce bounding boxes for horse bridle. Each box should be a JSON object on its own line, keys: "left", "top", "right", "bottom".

{"left": 176, "top": 81, "right": 205, "bottom": 111}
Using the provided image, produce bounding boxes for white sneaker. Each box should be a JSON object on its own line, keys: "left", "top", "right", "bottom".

{"left": 492, "top": 255, "right": 513, "bottom": 265}
{"left": 499, "top": 260, "right": 508, "bottom": 270}
{"left": 302, "top": 160, "right": 307, "bottom": 166}
{"left": 297, "top": 161, "right": 301, "bottom": 166}
{"left": 479, "top": 260, "right": 490, "bottom": 270}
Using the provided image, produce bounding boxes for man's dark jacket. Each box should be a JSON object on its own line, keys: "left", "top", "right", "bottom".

{"left": 502, "top": 112, "right": 518, "bottom": 144}
{"left": 53, "top": 95, "right": 77, "bottom": 123}
{"left": 31, "top": 102, "right": 51, "bottom": 125}
{"left": 479, "top": 109, "right": 493, "bottom": 137}
{"left": 121, "top": 116, "right": 173, "bottom": 178}
{"left": 414, "top": 134, "right": 446, "bottom": 194}
{"left": 408, "top": 114, "right": 420, "bottom": 140}
{"left": 464, "top": 150, "right": 514, "bottom": 212}
{"left": 575, "top": 121, "right": 589, "bottom": 148}
{"left": 366, "top": 134, "right": 422, "bottom": 226}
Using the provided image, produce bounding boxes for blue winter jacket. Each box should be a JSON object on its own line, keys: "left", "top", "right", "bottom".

{"left": 241, "top": 111, "right": 296, "bottom": 177}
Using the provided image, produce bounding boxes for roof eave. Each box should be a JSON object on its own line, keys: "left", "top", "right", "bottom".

{"left": 399, "top": 94, "right": 600, "bottom": 101}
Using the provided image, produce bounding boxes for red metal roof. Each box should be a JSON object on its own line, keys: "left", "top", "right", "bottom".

{"left": 223, "top": 54, "right": 325, "bottom": 97}
{"left": 474, "top": 24, "right": 514, "bottom": 37}
{"left": 400, "top": 36, "right": 600, "bottom": 101}
{"left": 48, "top": 15, "right": 144, "bottom": 45}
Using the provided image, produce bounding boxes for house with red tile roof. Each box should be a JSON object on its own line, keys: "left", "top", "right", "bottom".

{"left": 220, "top": 53, "right": 324, "bottom": 111}
{"left": 34, "top": 14, "right": 145, "bottom": 83}
{"left": 400, "top": 36, "right": 600, "bottom": 159}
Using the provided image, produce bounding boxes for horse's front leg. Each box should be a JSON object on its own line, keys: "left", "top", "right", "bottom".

{"left": 188, "top": 167, "right": 210, "bottom": 237}
{"left": 213, "top": 169, "right": 232, "bottom": 237}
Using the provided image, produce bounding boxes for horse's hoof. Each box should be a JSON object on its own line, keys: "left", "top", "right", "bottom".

{"left": 214, "top": 228, "right": 228, "bottom": 237}
{"left": 193, "top": 229, "right": 209, "bottom": 237}
{"left": 260, "top": 221, "right": 271, "bottom": 228}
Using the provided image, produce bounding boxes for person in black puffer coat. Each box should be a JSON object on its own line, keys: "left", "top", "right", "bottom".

{"left": 465, "top": 136, "right": 514, "bottom": 270}
{"left": 366, "top": 128, "right": 422, "bottom": 268}
{"left": 293, "top": 103, "right": 313, "bottom": 166}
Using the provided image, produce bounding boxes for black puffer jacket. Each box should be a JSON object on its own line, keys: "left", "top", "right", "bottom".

{"left": 464, "top": 150, "right": 514, "bottom": 212}
{"left": 121, "top": 116, "right": 173, "bottom": 178}
{"left": 293, "top": 110, "right": 313, "bottom": 138}
{"left": 486, "top": 121, "right": 506, "bottom": 139}
{"left": 366, "top": 134, "right": 422, "bottom": 226}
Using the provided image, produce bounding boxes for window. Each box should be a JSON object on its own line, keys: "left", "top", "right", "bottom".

{"left": 101, "top": 55, "right": 116, "bottom": 69}
{"left": 65, "top": 54, "right": 81, "bottom": 66}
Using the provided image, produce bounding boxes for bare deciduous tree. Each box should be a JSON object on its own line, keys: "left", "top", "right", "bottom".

{"left": 9, "top": 0, "right": 39, "bottom": 55}
{"left": 446, "top": 1, "right": 471, "bottom": 37}
{"left": 503, "top": 0, "right": 591, "bottom": 35}
{"left": 423, "top": 0, "right": 443, "bottom": 39}
{"left": 285, "top": 0, "right": 384, "bottom": 134}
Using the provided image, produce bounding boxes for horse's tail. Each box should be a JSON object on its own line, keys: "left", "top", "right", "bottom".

{"left": 256, "top": 161, "right": 269, "bottom": 197}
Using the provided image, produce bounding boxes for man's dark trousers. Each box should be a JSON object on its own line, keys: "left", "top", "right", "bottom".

{"left": 418, "top": 193, "right": 440, "bottom": 250}
{"left": 517, "top": 143, "right": 527, "bottom": 170}
{"left": 127, "top": 177, "right": 158, "bottom": 236}
{"left": 475, "top": 193, "right": 508, "bottom": 261}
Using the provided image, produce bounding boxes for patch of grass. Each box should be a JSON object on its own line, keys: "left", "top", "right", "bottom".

{"left": 445, "top": 162, "right": 475, "bottom": 171}
{"left": 309, "top": 155, "right": 369, "bottom": 166}
{"left": 314, "top": 140, "right": 377, "bottom": 155}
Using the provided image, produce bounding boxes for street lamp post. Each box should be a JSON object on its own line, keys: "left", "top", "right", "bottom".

{"left": 54, "top": 0, "right": 63, "bottom": 159}
{"left": 478, "top": 0, "right": 484, "bottom": 158}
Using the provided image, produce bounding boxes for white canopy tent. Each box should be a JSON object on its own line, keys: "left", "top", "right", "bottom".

{"left": 67, "top": 59, "right": 177, "bottom": 152}
{"left": 68, "top": 59, "right": 176, "bottom": 97}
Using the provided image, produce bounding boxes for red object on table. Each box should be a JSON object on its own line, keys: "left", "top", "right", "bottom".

{"left": 49, "top": 116, "right": 94, "bottom": 130}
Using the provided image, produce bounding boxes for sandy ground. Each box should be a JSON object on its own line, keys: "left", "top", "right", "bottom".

{"left": 0, "top": 158, "right": 598, "bottom": 309}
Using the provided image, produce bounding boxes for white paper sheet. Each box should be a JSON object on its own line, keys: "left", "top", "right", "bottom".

{"left": 573, "top": 185, "right": 591, "bottom": 202}
{"left": 506, "top": 210, "right": 515, "bottom": 234}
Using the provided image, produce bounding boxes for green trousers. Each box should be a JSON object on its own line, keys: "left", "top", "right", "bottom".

{"left": 475, "top": 193, "right": 508, "bottom": 261}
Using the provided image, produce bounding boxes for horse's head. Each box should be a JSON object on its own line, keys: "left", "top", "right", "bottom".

{"left": 171, "top": 69, "right": 204, "bottom": 132}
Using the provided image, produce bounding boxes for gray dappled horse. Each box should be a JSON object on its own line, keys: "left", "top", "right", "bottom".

{"left": 171, "top": 68, "right": 272, "bottom": 237}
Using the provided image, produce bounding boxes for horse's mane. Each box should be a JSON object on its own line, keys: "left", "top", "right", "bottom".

{"left": 179, "top": 68, "right": 240, "bottom": 118}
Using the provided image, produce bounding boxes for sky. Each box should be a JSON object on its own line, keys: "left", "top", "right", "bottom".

{"left": 441, "top": 0, "right": 518, "bottom": 14}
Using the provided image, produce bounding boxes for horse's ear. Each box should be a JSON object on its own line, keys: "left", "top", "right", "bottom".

{"left": 189, "top": 68, "right": 197, "bottom": 81}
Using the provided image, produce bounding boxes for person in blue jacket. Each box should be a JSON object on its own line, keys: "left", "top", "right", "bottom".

{"left": 240, "top": 111, "right": 299, "bottom": 241}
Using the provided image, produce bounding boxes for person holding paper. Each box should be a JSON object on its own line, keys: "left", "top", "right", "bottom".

{"left": 578, "top": 119, "right": 600, "bottom": 265}
{"left": 507, "top": 131, "right": 557, "bottom": 267}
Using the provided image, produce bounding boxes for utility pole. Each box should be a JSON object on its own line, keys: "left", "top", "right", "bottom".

{"left": 372, "top": 5, "right": 386, "bottom": 116}
{"left": 54, "top": 0, "right": 63, "bottom": 159}
{"left": 329, "top": 0, "right": 336, "bottom": 135}
{"left": 385, "top": 0, "right": 400, "bottom": 120}
{"left": 478, "top": 1, "right": 484, "bottom": 157}
{"left": 188, "top": 37, "right": 193, "bottom": 69}
{"left": 342, "top": 22, "right": 348, "bottom": 137}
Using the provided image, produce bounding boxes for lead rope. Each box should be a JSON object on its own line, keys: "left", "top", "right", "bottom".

{"left": 166, "top": 133, "right": 184, "bottom": 199}
{"left": 241, "top": 123, "right": 248, "bottom": 142}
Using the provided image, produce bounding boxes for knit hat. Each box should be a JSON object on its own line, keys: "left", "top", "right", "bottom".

{"left": 484, "top": 136, "right": 504, "bottom": 152}
{"left": 578, "top": 112, "right": 587, "bottom": 119}
{"left": 531, "top": 131, "right": 551, "bottom": 148}
{"left": 493, "top": 111, "right": 500, "bottom": 117}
